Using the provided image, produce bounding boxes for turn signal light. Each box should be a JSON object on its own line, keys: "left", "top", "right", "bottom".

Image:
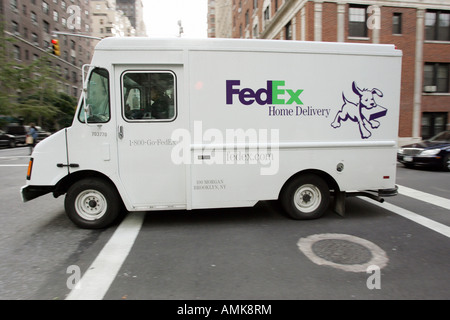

{"left": 27, "top": 158, "right": 34, "bottom": 180}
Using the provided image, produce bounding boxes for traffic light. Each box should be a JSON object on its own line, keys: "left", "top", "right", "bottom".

{"left": 51, "top": 39, "right": 60, "bottom": 56}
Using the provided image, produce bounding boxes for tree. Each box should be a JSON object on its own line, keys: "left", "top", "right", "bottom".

{"left": 0, "top": 25, "right": 77, "bottom": 130}
{"left": 13, "top": 55, "right": 62, "bottom": 127}
{"left": 0, "top": 23, "right": 19, "bottom": 117}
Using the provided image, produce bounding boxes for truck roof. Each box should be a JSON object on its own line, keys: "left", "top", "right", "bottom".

{"left": 95, "top": 37, "right": 402, "bottom": 57}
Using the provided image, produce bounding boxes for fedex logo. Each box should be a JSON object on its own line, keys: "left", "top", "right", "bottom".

{"left": 226, "top": 80, "right": 304, "bottom": 106}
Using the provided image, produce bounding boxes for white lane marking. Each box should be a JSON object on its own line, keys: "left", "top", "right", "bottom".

{"left": 361, "top": 197, "right": 450, "bottom": 239}
{"left": 0, "top": 164, "right": 28, "bottom": 167}
{"left": 65, "top": 212, "right": 145, "bottom": 300}
{"left": 0, "top": 156, "right": 30, "bottom": 159}
{"left": 397, "top": 185, "right": 450, "bottom": 210}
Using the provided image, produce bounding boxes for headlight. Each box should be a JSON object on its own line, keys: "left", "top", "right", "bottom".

{"left": 420, "top": 148, "right": 440, "bottom": 156}
{"left": 398, "top": 148, "right": 404, "bottom": 154}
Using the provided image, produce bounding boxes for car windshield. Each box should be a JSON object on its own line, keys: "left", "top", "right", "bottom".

{"left": 430, "top": 131, "right": 450, "bottom": 143}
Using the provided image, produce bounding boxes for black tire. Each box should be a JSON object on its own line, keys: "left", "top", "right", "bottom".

{"left": 280, "top": 174, "right": 330, "bottom": 220}
{"left": 443, "top": 155, "right": 450, "bottom": 172}
{"left": 65, "top": 178, "right": 121, "bottom": 229}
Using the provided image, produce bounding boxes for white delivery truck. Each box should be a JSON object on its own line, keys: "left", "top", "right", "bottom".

{"left": 21, "top": 38, "right": 402, "bottom": 229}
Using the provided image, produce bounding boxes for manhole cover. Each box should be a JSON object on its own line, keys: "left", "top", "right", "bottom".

{"left": 297, "top": 233, "right": 389, "bottom": 272}
{"left": 312, "top": 239, "right": 372, "bottom": 265}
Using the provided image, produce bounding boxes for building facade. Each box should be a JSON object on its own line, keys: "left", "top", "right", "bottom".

{"left": 116, "top": 0, "right": 146, "bottom": 36}
{"left": 208, "top": 0, "right": 216, "bottom": 38}
{"left": 90, "top": 0, "right": 136, "bottom": 38}
{"left": 1, "top": 0, "right": 94, "bottom": 97}
{"left": 229, "top": 0, "right": 450, "bottom": 142}
{"left": 214, "top": 0, "right": 233, "bottom": 38}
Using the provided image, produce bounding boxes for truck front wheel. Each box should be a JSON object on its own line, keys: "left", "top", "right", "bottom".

{"left": 65, "top": 178, "right": 121, "bottom": 229}
{"left": 280, "top": 174, "right": 330, "bottom": 220}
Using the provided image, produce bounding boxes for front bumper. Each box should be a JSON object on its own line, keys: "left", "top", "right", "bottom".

{"left": 21, "top": 185, "right": 54, "bottom": 202}
{"left": 397, "top": 154, "right": 443, "bottom": 167}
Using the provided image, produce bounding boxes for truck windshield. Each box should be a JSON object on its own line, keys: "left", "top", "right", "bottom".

{"left": 78, "top": 68, "right": 110, "bottom": 123}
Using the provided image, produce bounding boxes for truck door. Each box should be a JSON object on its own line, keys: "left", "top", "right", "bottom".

{"left": 115, "top": 66, "right": 187, "bottom": 209}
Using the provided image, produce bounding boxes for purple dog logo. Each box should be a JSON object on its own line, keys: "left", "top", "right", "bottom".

{"left": 331, "top": 82, "right": 387, "bottom": 139}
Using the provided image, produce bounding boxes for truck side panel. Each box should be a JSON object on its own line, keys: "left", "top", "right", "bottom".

{"left": 188, "top": 49, "right": 401, "bottom": 207}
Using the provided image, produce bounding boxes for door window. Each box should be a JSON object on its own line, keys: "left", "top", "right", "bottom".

{"left": 78, "top": 68, "right": 110, "bottom": 123}
{"left": 122, "top": 71, "right": 176, "bottom": 121}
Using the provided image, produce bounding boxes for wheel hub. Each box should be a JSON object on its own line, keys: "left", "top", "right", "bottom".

{"left": 302, "top": 192, "right": 312, "bottom": 203}
{"left": 75, "top": 190, "right": 108, "bottom": 221}
{"left": 88, "top": 199, "right": 98, "bottom": 208}
{"left": 294, "top": 184, "right": 322, "bottom": 213}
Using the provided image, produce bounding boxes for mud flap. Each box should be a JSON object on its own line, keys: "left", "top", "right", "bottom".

{"left": 333, "top": 191, "right": 346, "bottom": 217}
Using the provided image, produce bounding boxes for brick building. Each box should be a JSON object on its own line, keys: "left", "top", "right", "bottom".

{"left": 229, "top": 0, "right": 450, "bottom": 143}
{"left": 1, "top": 0, "right": 94, "bottom": 98}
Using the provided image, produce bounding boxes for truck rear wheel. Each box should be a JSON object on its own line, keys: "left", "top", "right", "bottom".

{"left": 65, "top": 178, "right": 121, "bottom": 229}
{"left": 280, "top": 174, "right": 330, "bottom": 220}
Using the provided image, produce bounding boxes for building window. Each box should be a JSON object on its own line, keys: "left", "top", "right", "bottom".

{"left": 425, "top": 10, "right": 450, "bottom": 41}
{"left": 13, "top": 45, "right": 21, "bottom": 60}
{"left": 285, "top": 21, "right": 292, "bottom": 40}
{"left": 43, "top": 20, "right": 50, "bottom": 34}
{"left": 10, "top": 0, "right": 18, "bottom": 10}
{"left": 253, "top": 24, "right": 258, "bottom": 38}
{"left": 12, "top": 21, "right": 19, "bottom": 34}
{"left": 348, "top": 5, "right": 367, "bottom": 37}
{"left": 42, "top": 1, "right": 49, "bottom": 15}
{"left": 421, "top": 112, "right": 448, "bottom": 139}
{"left": 245, "top": 10, "right": 249, "bottom": 26}
{"left": 31, "top": 33, "right": 38, "bottom": 45}
{"left": 393, "top": 13, "right": 402, "bottom": 34}
{"left": 31, "top": 11, "right": 37, "bottom": 24}
{"left": 264, "top": 6, "right": 270, "bottom": 22}
{"left": 423, "top": 63, "right": 449, "bottom": 93}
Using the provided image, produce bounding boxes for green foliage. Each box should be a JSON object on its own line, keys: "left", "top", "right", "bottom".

{"left": 0, "top": 25, "right": 77, "bottom": 130}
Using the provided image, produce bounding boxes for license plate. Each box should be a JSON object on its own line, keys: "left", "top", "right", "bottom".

{"left": 404, "top": 156, "right": 413, "bottom": 162}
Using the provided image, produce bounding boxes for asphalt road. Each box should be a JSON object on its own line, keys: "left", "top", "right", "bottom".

{"left": 0, "top": 146, "right": 449, "bottom": 302}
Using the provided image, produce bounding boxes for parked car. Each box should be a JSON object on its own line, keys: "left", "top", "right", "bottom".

{"left": 6, "top": 124, "right": 29, "bottom": 145}
{"left": 0, "top": 130, "right": 18, "bottom": 148}
{"left": 6, "top": 124, "right": 51, "bottom": 145}
{"left": 397, "top": 131, "right": 450, "bottom": 171}
{"left": 35, "top": 126, "right": 51, "bottom": 142}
